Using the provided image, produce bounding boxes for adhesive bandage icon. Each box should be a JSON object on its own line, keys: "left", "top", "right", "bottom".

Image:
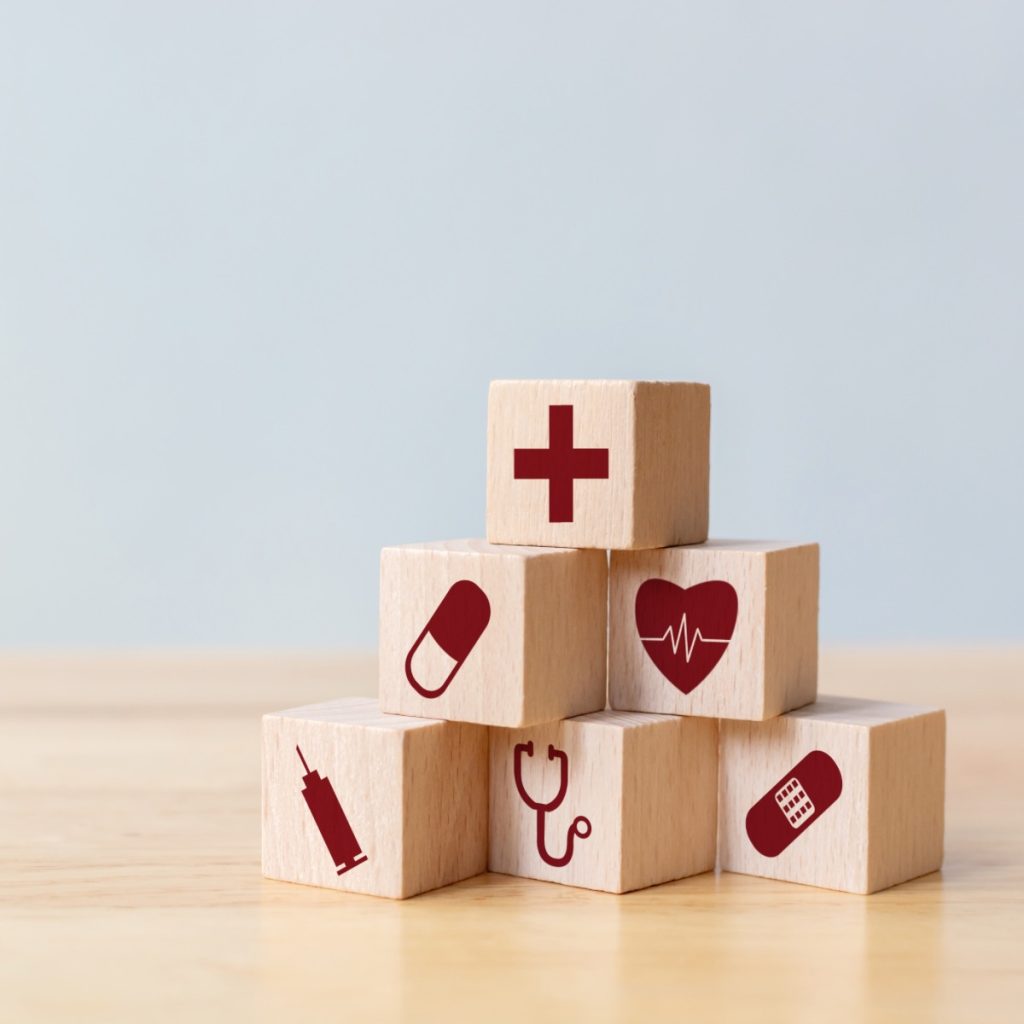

{"left": 745, "top": 750, "right": 843, "bottom": 858}
{"left": 405, "top": 580, "right": 491, "bottom": 699}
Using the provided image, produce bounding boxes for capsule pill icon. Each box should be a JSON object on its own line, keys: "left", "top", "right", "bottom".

{"left": 745, "top": 750, "right": 843, "bottom": 858}
{"left": 405, "top": 580, "right": 491, "bottom": 699}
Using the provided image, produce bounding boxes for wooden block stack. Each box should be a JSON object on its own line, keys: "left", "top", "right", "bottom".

{"left": 262, "top": 379, "right": 946, "bottom": 898}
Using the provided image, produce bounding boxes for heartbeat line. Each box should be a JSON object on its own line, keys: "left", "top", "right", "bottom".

{"left": 639, "top": 613, "right": 732, "bottom": 664}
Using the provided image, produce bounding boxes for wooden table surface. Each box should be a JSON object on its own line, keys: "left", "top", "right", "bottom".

{"left": 2, "top": 650, "right": 1022, "bottom": 1022}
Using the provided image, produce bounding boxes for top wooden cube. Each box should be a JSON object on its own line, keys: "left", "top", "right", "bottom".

{"left": 487, "top": 380, "right": 710, "bottom": 550}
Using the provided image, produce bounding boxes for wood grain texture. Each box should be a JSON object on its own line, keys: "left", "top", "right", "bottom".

{"left": 262, "top": 699, "right": 487, "bottom": 899}
{"left": 719, "top": 697, "right": 945, "bottom": 893}
{"left": 489, "top": 711, "right": 718, "bottom": 893}
{"left": 2, "top": 649, "right": 1022, "bottom": 1022}
{"left": 610, "top": 540, "right": 819, "bottom": 720}
{"left": 379, "top": 539, "right": 607, "bottom": 727}
{"left": 486, "top": 379, "right": 710, "bottom": 549}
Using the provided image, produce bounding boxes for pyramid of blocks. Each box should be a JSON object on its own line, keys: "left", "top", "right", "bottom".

{"left": 262, "top": 380, "right": 945, "bottom": 898}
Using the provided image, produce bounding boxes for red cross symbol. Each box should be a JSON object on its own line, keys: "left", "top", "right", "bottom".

{"left": 513, "top": 405, "right": 609, "bottom": 523}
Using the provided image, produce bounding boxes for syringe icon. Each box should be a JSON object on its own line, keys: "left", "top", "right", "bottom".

{"left": 296, "top": 746, "right": 368, "bottom": 876}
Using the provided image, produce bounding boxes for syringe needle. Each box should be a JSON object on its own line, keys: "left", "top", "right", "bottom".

{"left": 296, "top": 745, "right": 311, "bottom": 774}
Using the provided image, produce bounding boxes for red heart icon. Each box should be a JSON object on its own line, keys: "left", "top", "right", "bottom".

{"left": 635, "top": 578, "right": 738, "bottom": 695}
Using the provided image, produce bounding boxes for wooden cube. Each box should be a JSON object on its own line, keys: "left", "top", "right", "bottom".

{"left": 489, "top": 710, "right": 718, "bottom": 893}
{"left": 718, "top": 697, "right": 945, "bottom": 893}
{"left": 262, "top": 698, "right": 488, "bottom": 899}
{"left": 487, "top": 379, "right": 710, "bottom": 549}
{"left": 610, "top": 540, "right": 819, "bottom": 721}
{"left": 379, "top": 539, "right": 607, "bottom": 727}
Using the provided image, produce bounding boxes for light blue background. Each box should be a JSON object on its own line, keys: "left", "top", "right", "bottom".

{"left": 2, "top": 3, "right": 1021, "bottom": 648}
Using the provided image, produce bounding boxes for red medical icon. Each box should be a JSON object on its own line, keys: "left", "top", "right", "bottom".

{"left": 635, "top": 578, "right": 738, "bottom": 695}
{"left": 514, "top": 404, "right": 609, "bottom": 522}
{"left": 296, "top": 746, "right": 368, "bottom": 876}
{"left": 405, "top": 580, "right": 491, "bottom": 699}
{"left": 513, "top": 740, "right": 592, "bottom": 867}
{"left": 745, "top": 750, "right": 843, "bottom": 858}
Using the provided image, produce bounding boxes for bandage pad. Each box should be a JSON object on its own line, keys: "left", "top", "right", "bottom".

{"left": 745, "top": 750, "right": 842, "bottom": 857}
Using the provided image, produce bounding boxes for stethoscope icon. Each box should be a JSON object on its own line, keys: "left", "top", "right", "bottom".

{"left": 513, "top": 741, "right": 592, "bottom": 867}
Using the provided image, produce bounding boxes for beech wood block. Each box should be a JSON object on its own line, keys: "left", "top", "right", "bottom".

{"left": 718, "top": 696, "right": 946, "bottom": 894}
{"left": 610, "top": 539, "right": 819, "bottom": 721}
{"left": 262, "top": 698, "right": 488, "bottom": 899}
{"left": 489, "top": 710, "right": 718, "bottom": 893}
{"left": 379, "top": 539, "right": 607, "bottom": 727}
{"left": 487, "top": 379, "right": 710, "bottom": 549}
